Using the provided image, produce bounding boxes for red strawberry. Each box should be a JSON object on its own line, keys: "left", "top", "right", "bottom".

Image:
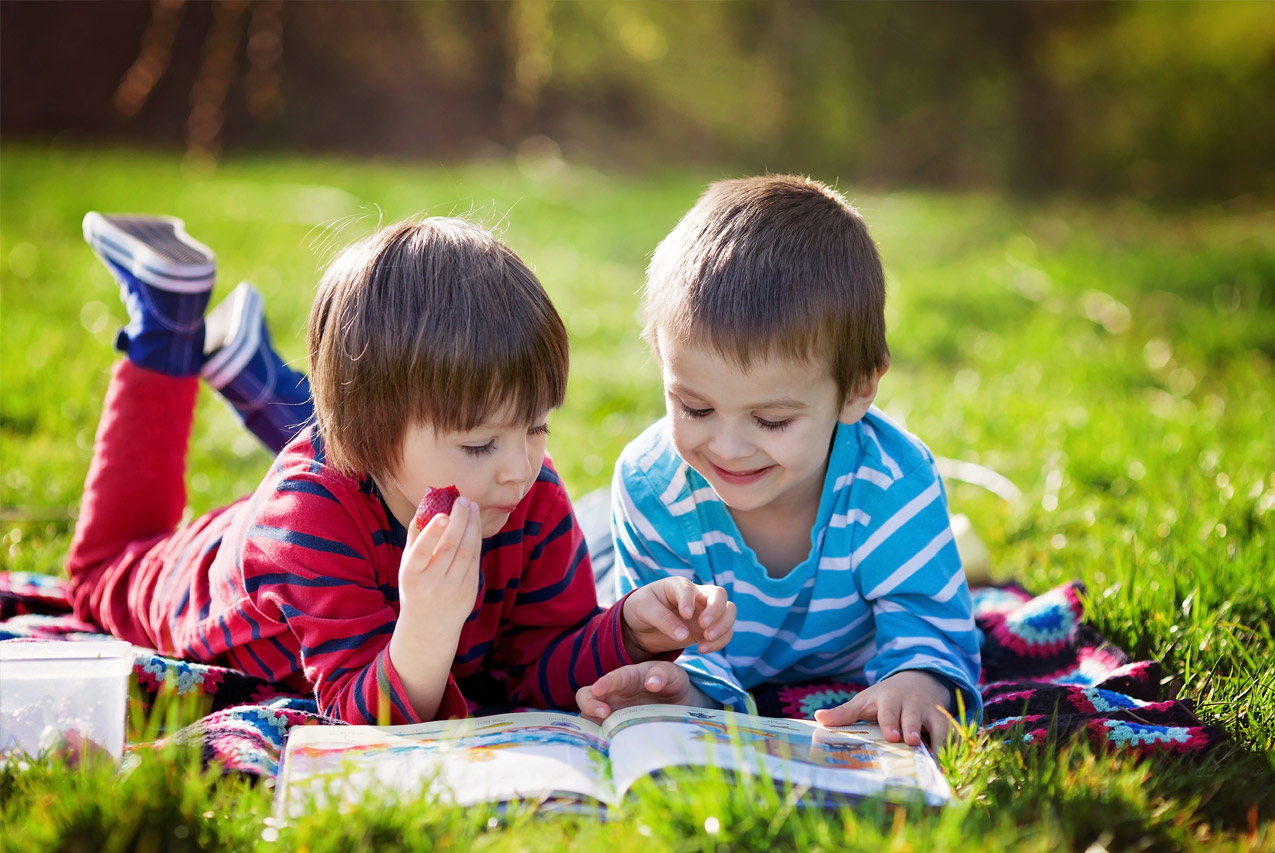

{"left": 414, "top": 485, "right": 460, "bottom": 529}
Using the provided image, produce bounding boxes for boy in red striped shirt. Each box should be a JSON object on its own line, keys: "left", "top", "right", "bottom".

{"left": 67, "top": 213, "right": 735, "bottom": 724}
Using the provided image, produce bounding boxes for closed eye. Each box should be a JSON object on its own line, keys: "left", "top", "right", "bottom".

{"left": 754, "top": 417, "right": 792, "bottom": 431}
{"left": 463, "top": 441, "right": 497, "bottom": 457}
{"left": 529, "top": 423, "right": 550, "bottom": 437}
{"left": 680, "top": 403, "right": 713, "bottom": 419}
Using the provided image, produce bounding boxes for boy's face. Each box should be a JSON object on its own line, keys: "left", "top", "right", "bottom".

{"left": 657, "top": 334, "right": 879, "bottom": 518}
{"left": 378, "top": 409, "right": 551, "bottom": 539}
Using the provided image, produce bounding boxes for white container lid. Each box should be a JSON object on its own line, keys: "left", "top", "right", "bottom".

{"left": 0, "top": 639, "right": 134, "bottom": 662}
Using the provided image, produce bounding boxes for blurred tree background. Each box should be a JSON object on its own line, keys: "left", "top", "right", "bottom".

{"left": 3, "top": 0, "right": 1272, "bottom": 202}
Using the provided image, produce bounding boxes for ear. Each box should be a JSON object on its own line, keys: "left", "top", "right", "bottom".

{"left": 839, "top": 365, "right": 887, "bottom": 426}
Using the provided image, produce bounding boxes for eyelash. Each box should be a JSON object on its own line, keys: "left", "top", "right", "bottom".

{"left": 462, "top": 425, "right": 550, "bottom": 457}
{"left": 678, "top": 403, "right": 791, "bottom": 432}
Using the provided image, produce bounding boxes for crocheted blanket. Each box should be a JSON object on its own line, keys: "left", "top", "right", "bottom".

{"left": 0, "top": 572, "right": 1226, "bottom": 778}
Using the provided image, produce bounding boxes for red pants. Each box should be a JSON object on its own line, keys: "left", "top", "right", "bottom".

{"left": 65, "top": 360, "right": 200, "bottom": 649}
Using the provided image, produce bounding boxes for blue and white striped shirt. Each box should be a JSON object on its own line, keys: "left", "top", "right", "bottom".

{"left": 611, "top": 407, "right": 982, "bottom": 718}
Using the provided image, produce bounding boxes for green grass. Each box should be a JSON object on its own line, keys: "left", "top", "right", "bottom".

{"left": 2, "top": 145, "right": 1273, "bottom": 851}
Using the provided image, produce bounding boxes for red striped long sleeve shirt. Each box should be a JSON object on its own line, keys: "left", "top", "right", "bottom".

{"left": 150, "top": 427, "right": 637, "bottom": 724}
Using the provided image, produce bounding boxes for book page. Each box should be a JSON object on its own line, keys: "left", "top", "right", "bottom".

{"left": 601, "top": 705, "right": 951, "bottom": 807}
{"left": 276, "top": 712, "right": 614, "bottom": 817}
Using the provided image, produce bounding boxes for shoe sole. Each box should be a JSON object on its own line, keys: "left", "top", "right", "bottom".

{"left": 83, "top": 212, "right": 215, "bottom": 294}
{"left": 201, "top": 282, "right": 264, "bottom": 389}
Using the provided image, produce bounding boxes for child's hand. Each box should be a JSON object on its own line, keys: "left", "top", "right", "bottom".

{"left": 813, "top": 670, "right": 954, "bottom": 749}
{"left": 620, "top": 577, "right": 736, "bottom": 659}
{"left": 397, "top": 495, "right": 483, "bottom": 632}
{"left": 575, "top": 661, "right": 697, "bottom": 724}
{"left": 388, "top": 496, "right": 483, "bottom": 720}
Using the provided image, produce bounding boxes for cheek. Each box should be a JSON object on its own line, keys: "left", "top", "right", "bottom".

{"left": 530, "top": 435, "right": 549, "bottom": 470}
{"left": 448, "top": 453, "right": 497, "bottom": 494}
{"left": 771, "top": 425, "right": 827, "bottom": 469}
{"left": 666, "top": 420, "right": 698, "bottom": 458}
{"left": 767, "top": 436, "right": 804, "bottom": 467}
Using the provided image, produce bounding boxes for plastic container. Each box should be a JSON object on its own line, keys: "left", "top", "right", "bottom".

{"left": 0, "top": 639, "right": 134, "bottom": 762}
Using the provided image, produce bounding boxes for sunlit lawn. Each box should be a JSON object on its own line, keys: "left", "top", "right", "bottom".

{"left": 2, "top": 145, "right": 1273, "bottom": 850}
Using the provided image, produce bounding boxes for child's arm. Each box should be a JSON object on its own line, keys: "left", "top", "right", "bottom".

{"left": 610, "top": 466, "right": 756, "bottom": 713}
{"left": 240, "top": 481, "right": 470, "bottom": 725}
{"left": 387, "top": 496, "right": 483, "bottom": 722}
{"left": 831, "top": 455, "right": 983, "bottom": 740}
{"left": 484, "top": 468, "right": 676, "bottom": 710}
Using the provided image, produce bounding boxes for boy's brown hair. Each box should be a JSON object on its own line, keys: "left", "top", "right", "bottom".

{"left": 643, "top": 174, "right": 889, "bottom": 400}
{"left": 307, "top": 217, "right": 568, "bottom": 479}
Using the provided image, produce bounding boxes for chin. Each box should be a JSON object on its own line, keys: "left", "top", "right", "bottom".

{"left": 721, "top": 497, "right": 771, "bottom": 514}
{"left": 705, "top": 482, "right": 772, "bottom": 513}
{"left": 480, "top": 514, "right": 511, "bottom": 538}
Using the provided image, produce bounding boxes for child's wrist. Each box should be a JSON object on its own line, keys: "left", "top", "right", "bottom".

{"left": 395, "top": 604, "right": 466, "bottom": 646}
{"left": 620, "top": 620, "right": 652, "bottom": 663}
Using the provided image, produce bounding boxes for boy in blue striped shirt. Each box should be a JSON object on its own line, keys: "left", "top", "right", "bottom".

{"left": 576, "top": 175, "right": 981, "bottom": 748}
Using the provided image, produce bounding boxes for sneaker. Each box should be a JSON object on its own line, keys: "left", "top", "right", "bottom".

{"left": 83, "top": 213, "right": 216, "bottom": 376}
{"left": 202, "top": 281, "right": 314, "bottom": 453}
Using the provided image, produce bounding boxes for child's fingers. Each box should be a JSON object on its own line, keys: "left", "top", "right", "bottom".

{"left": 447, "top": 498, "right": 482, "bottom": 579}
{"left": 814, "top": 692, "right": 870, "bottom": 728}
{"left": 695, "top": 626, "right": 728, "bottom": 653}
{"left": 590, "top": 665, "right": 644, "bottom": 701}
{"left": 645, "top": 661, "right": 691, "bottom": 698}
{"left": 668, "top": 577, "right": 697, "bottom": 620}
{"left": 696, "top": 601, "right": 736, "bottom": 651}
{"left": 575, "top": 685, "right": 609, "bottom": 723}
{"left": 925, "top": 710, "right": 951, "bottom": 751}
{"left": 813, "top": 707, "right": 844, "bottom": 726}
{"left": 424, "top": 499, "right": 469, "bottom": 571}
{"left": 634, "top": 592, "right": 692, "bottom": 644}
{"left": 404, "top": 514, "right": 450, "bottom": 569}
{"left": 695, "top": 585, "right": 729, "bottom": 627}
{"left": 899, "top": 702, "right": 924, "bottom": 747}
{"left": 876, "top": 693, "right": 903, "bottom": 742}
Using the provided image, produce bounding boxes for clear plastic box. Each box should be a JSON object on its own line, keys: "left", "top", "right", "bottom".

{"left": 0, "top": 639, "right": 134, "bottom": 761}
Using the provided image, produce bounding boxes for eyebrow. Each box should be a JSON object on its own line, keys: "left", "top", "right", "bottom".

{"left": 748, "top": 397, "right": 808, "bottom": 411}
{"left": 669, "top": 383, "right": 808, "bottom": 411}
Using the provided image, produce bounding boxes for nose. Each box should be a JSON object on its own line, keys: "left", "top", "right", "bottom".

{"left": 497, "top": 436, "right": 537, "bottom": 485}
{"left": 706, "top": 417, "right": 753, "bottom": 462}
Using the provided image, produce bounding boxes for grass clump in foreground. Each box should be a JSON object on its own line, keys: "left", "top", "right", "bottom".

{"left": 1, "top": 145, "right": 1273, "bottom": 850}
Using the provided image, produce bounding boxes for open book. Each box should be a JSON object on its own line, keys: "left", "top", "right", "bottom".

{"left": 275, "top": 704, "right": 951, "bottom": 816}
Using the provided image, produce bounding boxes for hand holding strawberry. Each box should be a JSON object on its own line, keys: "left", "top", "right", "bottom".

{"left": 388, "top": 486, "right": 484, "bottom": 720}
{"left": 397, "top": 486, "right": 481, "bottom": 632}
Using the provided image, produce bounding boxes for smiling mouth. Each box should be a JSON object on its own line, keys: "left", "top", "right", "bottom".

{"left": 708, "top": 460, "right": 774, "bottom": 483}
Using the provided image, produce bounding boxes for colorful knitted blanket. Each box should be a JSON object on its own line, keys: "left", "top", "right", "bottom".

{"left": 0, "top": 572, "right": 1226, "bottom": 777}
